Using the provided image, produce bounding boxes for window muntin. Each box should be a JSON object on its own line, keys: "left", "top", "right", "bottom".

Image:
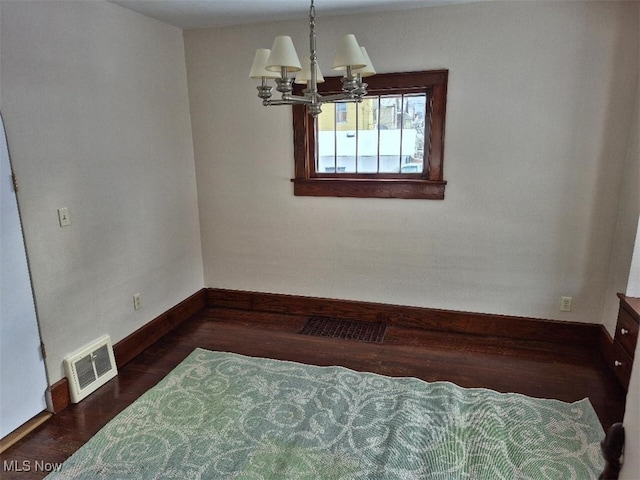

{"left": 292, "top": 70, "right": 448, "bottom": 199}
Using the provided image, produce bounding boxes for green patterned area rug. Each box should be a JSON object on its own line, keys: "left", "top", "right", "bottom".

{"left": 46, "top": 348, "right": 605, "bottom": 479}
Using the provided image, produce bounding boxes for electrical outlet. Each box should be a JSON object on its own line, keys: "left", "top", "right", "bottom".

{"left": 133, "top": 293, "right": 142, "bottom": 311}
{"left": 560, "top": 296, "right": 572, "bottom": 312}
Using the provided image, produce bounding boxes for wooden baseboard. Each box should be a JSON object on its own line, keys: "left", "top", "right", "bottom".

{"left": 0, "top": 411, "right": 52, "bottom": 453}
{"left": 113, "top": 289, "right": 206, "bottom": 367}
{"left": 206, "top": 288, "right": 603, "bottom": 347}
{"left": 44, "top": 287, "right": 617, "bottom": 414}
{"left": 47, "top": 289, "right": 206, "bottom": 413}
{"left": 47, "top": 378, "right": 71, "bottom": 414}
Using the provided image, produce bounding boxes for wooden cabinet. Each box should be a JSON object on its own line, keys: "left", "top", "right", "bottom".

{"left": 610, "top": 294, "right": 640, "bottom": 390}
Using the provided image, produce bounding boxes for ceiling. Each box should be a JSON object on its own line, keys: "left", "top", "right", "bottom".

{"left": 109, "top": 0, "right": 481, "bottom": 30}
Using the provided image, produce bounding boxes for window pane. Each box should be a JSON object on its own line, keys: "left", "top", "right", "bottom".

{"left": 317, "top": 104, "right": 337, "bottom": 173}
{"left": 357, "top": 97, "right": 379, "bottom": 173}
{"left": 378, "top": 95, "right": 402, "bottom": 173}
{"left": 400, "top": 94, "right": 427, "bottom": 173}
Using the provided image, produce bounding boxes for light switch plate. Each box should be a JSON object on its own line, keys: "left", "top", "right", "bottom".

{"left": 57, "top": 207, "right": 71, "bottom": 227}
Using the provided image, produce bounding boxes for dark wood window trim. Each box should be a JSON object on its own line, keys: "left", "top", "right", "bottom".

{"left": 292, "top": 70, "right": 448, "bottom": 199}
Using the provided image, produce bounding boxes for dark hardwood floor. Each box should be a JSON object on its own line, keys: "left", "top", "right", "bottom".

{"left": 0, "top": 306, "right": 626, "bottom": 479}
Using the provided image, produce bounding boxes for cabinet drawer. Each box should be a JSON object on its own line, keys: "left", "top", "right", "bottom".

{"left": 611, "top": 340, "right": 633, "bottom": 390}
{"left": 615, "top": 307, "right": 639, "bottom": 358}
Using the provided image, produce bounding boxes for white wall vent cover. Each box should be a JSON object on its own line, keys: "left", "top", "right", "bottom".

{"left": 63, "top": 334, "right": 118, "bottom": 403}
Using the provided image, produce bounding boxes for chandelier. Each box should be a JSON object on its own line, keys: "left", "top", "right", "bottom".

{"left": 249, "top": 0, "right": 376, "bottom": 117}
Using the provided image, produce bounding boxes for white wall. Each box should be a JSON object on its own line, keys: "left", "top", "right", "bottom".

{"left": 0, "top": 1, "right": 203, "bottom": 384}
{"left": 603, "top": 83, "right": 639, "bottom": 332}
{"left": 185, "top": 1, "right": 639, "bottom": 328}
{"left": 618, "top": 12, "right": 640, "bottom": 474}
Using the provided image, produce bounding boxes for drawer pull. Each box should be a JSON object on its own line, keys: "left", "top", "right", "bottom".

{"left": 620, "top": 328, "right": 629, "bottom": 335}
{"left": 614, "top": 360, "right": 624, "bottom": 367}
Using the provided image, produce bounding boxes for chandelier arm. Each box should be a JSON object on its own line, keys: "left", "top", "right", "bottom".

{"left": 317, "top": 92, "right": 363, "bottom": 103}
{"left": 266, "top": 97, "right": 314, "bottom": 106}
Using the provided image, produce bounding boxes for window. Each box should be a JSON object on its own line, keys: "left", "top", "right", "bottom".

{"left": 292, "top": 70, "right": 448, "bottom": 199}
{"left": 335, "top": 103, "right": 348, "bottom": 124}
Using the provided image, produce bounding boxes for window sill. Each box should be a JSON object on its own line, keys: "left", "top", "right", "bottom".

{"left": 291, "top": 178, "right": 446, "bottom": 199}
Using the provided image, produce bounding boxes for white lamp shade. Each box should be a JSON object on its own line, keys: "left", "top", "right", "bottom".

{"left": 266, "top": 36, "right": 302, "bottom": 73}
{"left": 295, "top": 57, "right": 325, "bottom": 84}
{"left": 332, "top": 34, "right": 367, "bottom": 70}
{"left": 249, "top": 49, "right": 278, "bottom": 79}
{"left": 354, "top": 47, "right": 376, "bottom": 77}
